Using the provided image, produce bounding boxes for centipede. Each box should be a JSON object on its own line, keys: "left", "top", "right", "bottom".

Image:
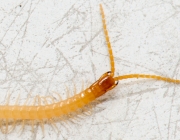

{"left": 0, "top": 4, "right": 179, "bottom": 135}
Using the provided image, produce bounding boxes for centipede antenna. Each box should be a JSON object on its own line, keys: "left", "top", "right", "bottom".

{"left": 100, "top": 4, "right": 115, "bottom": 76}
{"left": 114, "top": 74, "right": 180, "bottom": 84}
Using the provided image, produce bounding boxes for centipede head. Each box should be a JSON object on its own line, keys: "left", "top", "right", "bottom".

{"left": 91, "top": 71, "right": 118, "bottom": 98}
{"left": 98, "top": 71, "right": 118, "bottom": 91}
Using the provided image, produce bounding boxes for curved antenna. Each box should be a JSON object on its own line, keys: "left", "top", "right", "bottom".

{"left": 100, "top": 4, "right": 115, "bottom": 76}
{"left": 99, "top": 5, "right": 180, "bottom": 84}
{"left": 114, "top": 74, "right": 180, "bottom": 84}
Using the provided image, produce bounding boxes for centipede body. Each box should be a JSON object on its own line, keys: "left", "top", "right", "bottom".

{"left": 0, "top": 4, "right": 179, "bottom": 135}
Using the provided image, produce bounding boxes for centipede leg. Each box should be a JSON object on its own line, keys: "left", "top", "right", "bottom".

{"left": 31, "top": 120, "right": 35, "bottom": 133}
{"left": 39, "top": 120, "right": 44, "bottom": 136}
{"left": 29, "top": 96, "right": 39, "bottom": 133}
{"left": 0, "top": 120, "right": 6, "bottom": 134}
{"left": 6, "top": 119, "right": 17, "bottom": 134}
{"left": 3, "top": 119, "right": 8, "bottom": 134}
{"left": 67, "top": 114, "right": 81, "bottom": 124}
{"left": 65, "top": 84, "right": 71, "bottom": 98}
{"left": 53, "top": 92, "right": 62, "bottom": 101}
{"left": 32, "top": 95, "right": 39, "bottom": 105}
{"left": 43, "top": 97, "right": 59, "bottom": 132}
{"left": 31, "top": 97, "right": 36, "bottom": 133}
{"left": 15, "top": 94, "right": 20, "bottom": 105}
{"left": 6, "top": 94, "right": 20, "bottom": 133}
{"left": 0, "top": 119, "right": 13, "bottom": 134}
{"left": 37, "top": 96, "right": 45, "bottom": 136}
{"left": 9, "top": 95, "right": 19, "bottom": 134}
{"left": 58, "top": 117, "right": 70, "bottom": 132}
{"left": 31, "top": 96, "right": 36, "bottom": 133}
{"left": 46, "top": 96, "right": 55, "bottom": 104}
{"left": 23, "top": 94, "right": 31, "bottom": 105}
{"left": 0, "top": 120, "right": 5, "bottom": 133}
{"left": 18, "top": 96, "right": 33, "bottom": 135}
{"left": 81, "top": 80, "right": 84, "bottom": 91}
{"left": 48, "top": 119, "right": 59, "bottom": 132}
{"left": 18, "top": 120, "right": 25, "bottom": 135}
{"left": 4, "top": 94, "right": 15, "bottom": 133}
{"left": 2, "top": 94, "right": 11, "bottom": 134}
{"left": 84, "top": 104, "right": 93, "bottom": 116}
{"left": 73, "top": 82, "right": 77, "bottom": 95}
{"left": 5, "top": 94, "right": 11, "bottom": 105}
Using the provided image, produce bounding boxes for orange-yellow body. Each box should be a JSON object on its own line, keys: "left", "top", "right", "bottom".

{"left": 0, "top": 4, "right": 180, "bottom": 134}
{"left": 0, "top": 72, "right": 116, "bottom": 120}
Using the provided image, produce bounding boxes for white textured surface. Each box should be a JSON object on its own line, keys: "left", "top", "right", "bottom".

{"left": 0, "top": 0, "right": 180, "bottom": 140}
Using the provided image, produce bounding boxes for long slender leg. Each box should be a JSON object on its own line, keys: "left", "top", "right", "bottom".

{"left": 65, "top": 84, "right": 71, "bottom": 98}
{"left": 53, "top": 92, "right": 62, "bottom": 101}
{"left": 48, "top": 119, "right": 59, "bottom": 132}
{"left": 23, "top": 94, "right": 31, "bottom": 105}
{"left": 5, "top": 94, "right": 11, "bottom": 105}
{"left": 10, "top": 93, "right": 20, "bottom": 133}
{"left": 2, "top": 94, "right": 11, "bottom": 134}
{"left": 39, "top": 120, "right": 44, "bottom": 136}
{"left": 30, "top": 96, "right": 39, "bottom": 133}
{"left": 73, "top": 82, "right": 76, "bottom": 95}
{"left": 4, "top": 93, "right": 10, "bottom": 133}
{"left": 42, "top": 97, "right": 59, "bottom": 132}
{"left": 81, "top": 80, "right": 84, "bottom": 91}
{"left": 45, "top": 96, "right": 55, "bottom": 104}
{"left": 31, "top": 120, "right": 35, "bottom": 133}
{"left": 18, "top": 120, "right": 25, "bottom": 135}
{"left": 15, "top": 94, "right": 20, "bottom": 105}
{"left": 100, "top": 4, "right": 115, "bottom": 76}
{"left": 18, "top": 95, "right": 33, "bottom": 135}
{"left": 36, "top": 96, "right": 45, "bottom": 135}
{"left": 84, "top": 104, "right": 93, "bottom": 116}
{"left": 0, "top": 120, "right": 5, "bottom": 134}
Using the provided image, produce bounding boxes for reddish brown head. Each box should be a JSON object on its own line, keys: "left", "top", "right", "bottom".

{"left": 90, "top": 72, "right": 118, "bottom": 98}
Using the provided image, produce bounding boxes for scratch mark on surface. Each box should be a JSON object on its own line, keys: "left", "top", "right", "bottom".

{"left": 0, "top": 0, "right": 29, "bottom": 43}
{"left": 153, "top": 106, "right": 162, "bottom": 140}
{"left": 122, "top": 95, "right": 142, "bottom": 139}
{"left": 167, "top": 57, "right": 180, "bottom": 140}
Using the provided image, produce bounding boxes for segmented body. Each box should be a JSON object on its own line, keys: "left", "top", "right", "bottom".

{"left": 0, "top": 91, "right": 94, "bottom": 119}
{"left": 0, "top": 72, "right": 116, "bottom": 120}
{"left": 0, "top": 4, "right": 179, "bottom": 134}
